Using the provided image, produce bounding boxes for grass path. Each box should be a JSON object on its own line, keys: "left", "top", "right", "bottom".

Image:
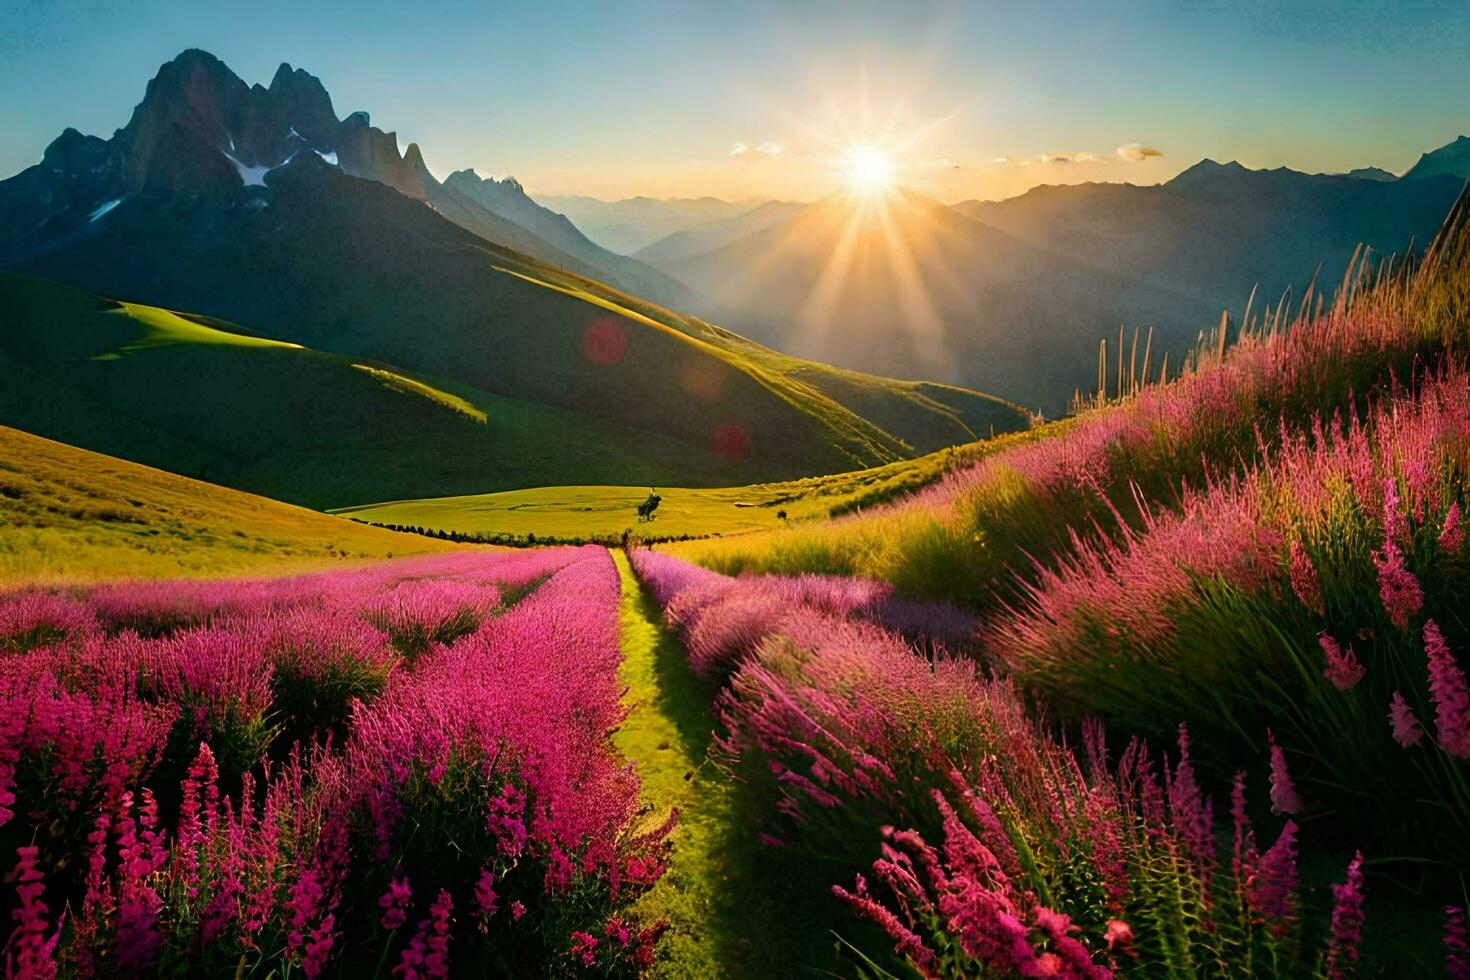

{"left": 610, "top": 549, "right": 843, "bottom": 978}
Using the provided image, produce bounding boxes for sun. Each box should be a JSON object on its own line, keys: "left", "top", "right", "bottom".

{"left": 842, "top": 144, "right": 895, "bottom": 192}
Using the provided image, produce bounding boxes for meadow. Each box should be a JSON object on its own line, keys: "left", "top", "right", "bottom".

{"left": 333, "top": 431, "right": 1039, "bottom": 543}
{"left": 5, "top": 195, "right": 1470, "bottom": 978}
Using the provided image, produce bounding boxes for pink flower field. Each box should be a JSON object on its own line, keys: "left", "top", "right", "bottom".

{"left": 0, "top": 547, "right": 670, "bottom": 977}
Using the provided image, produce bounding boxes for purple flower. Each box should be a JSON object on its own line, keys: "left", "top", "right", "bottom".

{"left": 1289, "top": 540, "right": 1324, "bottom": 615}
{"left": 1268, "top": 732, "right": 1304, "bottom": 815}
{"left": 1425, "top": 620, "right": 1470, "bottom": 758}
{"left": 379, "top": 876, "right": 411, "bottom": 931}
{"left": 1319, "top": 633, "right": 1365, "bottom": 691}
{"left": 1249, "top": 821, "right": 1299, "bottom": 933}
{"left": 1325, "top": 851, "right": 1365, "bottom": 979}
{"left": 1388, "top": 691, "right": 1425, "bottom": 748}
{"left": 474, "top": 870, "right": 498, "bottom": 927}
{"left": 1441, "top": 502, "right": 1465, "bottom": 553}
{"left": 8, "top": 846, "right": 59, "bottom": 980}
{"left": 1448, "top": 906, "right": 1470, "bottom": 980}
{"left": 1374, "top": 536, "right": 1423, "bottom": 632}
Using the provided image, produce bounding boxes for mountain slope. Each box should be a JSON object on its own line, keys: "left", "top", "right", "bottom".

{"left": 1403, "top": 134, "right": 1470, "bottom": 181}
{"left": 0, "top": 50, "right": 1032, "bottom": 496}
{"left": 957, "top": 159, "right": 1464, "bottom": 336}
{"left": 0, "top": 49, "right": 680, "bottom": 306}
{"left": 443, "top": 169, "right": 689, "bottom": 305}
{"left": 0, "top": 274, "right": 815, "bottom": 507}
{"left": 633, "top": 200, "right": 804, "bottom": 269}
{"left": 667, "top": 189, "right": 1211, "bottom": 415}
{"left": 0, "top": 423, "right": 457, "bottom": 587}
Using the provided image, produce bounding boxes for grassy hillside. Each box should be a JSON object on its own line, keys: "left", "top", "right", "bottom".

{"left": 6, "top": 157, "right": 1031, "bottom": 492}
{"left": 0, "top": 425, "right": 458, "bottom": 587}
{"left": 334, "top": 432, "right": 1041, "bottom": 541}
{"left": 0, "top": 274, "right": 807, "bottom": 509}
{"left": 672, "top": 193, "right": 1470, "bottom": 611}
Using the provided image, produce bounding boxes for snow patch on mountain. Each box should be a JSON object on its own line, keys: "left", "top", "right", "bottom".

{"left": 87, "top": 198, "right": 123, "bottom": 222}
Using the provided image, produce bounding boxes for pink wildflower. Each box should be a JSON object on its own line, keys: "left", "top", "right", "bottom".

{"left": 379, "top": 876, "right": 411, "bottom": 931}
{"left": 8, "top": 846, "right": 59, "bottom": 980}
{"left": 1425, "top": 620, "right": 1470, "bottom": 757}
{"left": 1441, "top": 502, "right": 1465, "bottom": 553}
{"left": 1324, "top": 851, "right": 1365, "bottom": 979}
{"left": 569, "top": 930, "right": 600, "bottom": 968}
{"left": 1374, "top": 536, "right": 1423, "bottom": 631}
{"left": 1382, "top": 478, "right": 1409, "bottom": 544}
{"left": 1289, "top": 540, "right": 1324, "bottom": 615}
{"left": 1319, "top": 633, "right": 1365, "bottom": 691}
{"left": 511, "top": 901, "right": 526, "bottom": 922}
{"left": 1248, "top": 821, "right": 1299, "bottom": 934}
{"left": 424, "top": 891, "right": 452, "bottom": 978}
{"left": 473, "top": 870, "right": 498, "bottom": 929}
{"left": 1268, "top": 732, "right": 1303, "bottom": 815}
{"left": 1448, "top": 906, "right": 1470, "bottom": 980}
{"left": 1388, "top": 691, "right": 1425, "bottom": 747}
{"left": 1105, "top": 919, "right": 1133, "bottom": 954}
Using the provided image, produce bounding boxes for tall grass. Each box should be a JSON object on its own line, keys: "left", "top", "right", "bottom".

{"left": 993, "top": 362, "right": 1470, "bottom": 865}
{"left": 680, "top": 190, "right": 1470, "bottom": 612}
{"left": 628, "top": 549, "right": 1391, "bottom": 977}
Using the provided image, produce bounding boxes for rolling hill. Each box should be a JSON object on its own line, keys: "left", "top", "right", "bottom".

{"left": 0, "top": 273, "right": 861, "bottom": 508}
{"left": 0, "top": 50, "right": 1032, "bottom": 501}
{"left": 0, "top": 424, "right": 457, "bottom": 587}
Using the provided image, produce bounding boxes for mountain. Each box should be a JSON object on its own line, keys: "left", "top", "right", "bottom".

{"left": 1403, "top": 135, "right": 1470, "bottom": 181}
{"left": 634, "top": 200, "right": 805, "bottom": 269}
{"left": 532, "top": 194, "right": 753, "bottom": 254}
{"left": 442, "top": 168, "right": 685, "bottom": 305}
{"left": 1344, "top": 166, "right": 1396, "bottom": 181}
{"left": 664, "top": 190, "right": 1210, "bottom": 415}
{"left": 0, "top": 49, "right": 681, "bottom": 306}
{"left": 0, "top": 420, "right": 453, "bottom": 587}
{"left": 0, "top": 51, "right": 1033, "bottom": 501}
{"left": 956, "top": 159, "right": 1464, "bottom": 351}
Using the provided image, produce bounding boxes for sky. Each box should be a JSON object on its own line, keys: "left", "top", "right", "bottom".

{"left": 2, "top": 0, "right": 1468, "bottom": 203}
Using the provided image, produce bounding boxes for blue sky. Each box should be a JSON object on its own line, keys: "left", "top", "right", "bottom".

{"left": 2, "top": 0, "right": 1467, "bottom": 201}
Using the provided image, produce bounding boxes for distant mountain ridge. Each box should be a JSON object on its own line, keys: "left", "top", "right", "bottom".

{"left": 442, "top": 169, "right": 681, "bottom": 302}
{"left": 660, "top": 145, "right": 1464, "bottom": 414}
{"left": 533, "top": 194, "right": 754, "bottom": 254}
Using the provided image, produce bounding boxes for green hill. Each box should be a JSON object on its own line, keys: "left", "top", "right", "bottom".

{"left": 0, "top": 424, "right": 457, "bottom": 587}
{"left": 0, "top": 273, "right": 1029, "bottom": 509}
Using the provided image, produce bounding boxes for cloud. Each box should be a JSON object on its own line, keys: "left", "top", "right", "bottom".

{"left": 729, "top": 140, "right": 784, "bottom": 159}
{"left": 1029, "top": 150, "right": 1107, "bottom": 166}
{"left": 917, "top": 158, "right": 961, "bottom": 171}
{"left": 1116, "top": 142, "right": 1164, "bottom": 162}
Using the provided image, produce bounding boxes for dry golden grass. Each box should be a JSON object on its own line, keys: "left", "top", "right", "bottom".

{"left": 0, "top": 426, "right": 461, "bottom": 588}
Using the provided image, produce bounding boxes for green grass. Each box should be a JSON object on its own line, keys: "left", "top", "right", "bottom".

{"left": 334, "top": 436, "right": 1026, "bottom": 542}
{"left": 611, "top": 550, "right": 851, "bottom": 978}
{"left": 0, "top": 424, "right": 457, "bottom": 588}
{"left": 0, "top": 274, "right": 812, "bottom": 509}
